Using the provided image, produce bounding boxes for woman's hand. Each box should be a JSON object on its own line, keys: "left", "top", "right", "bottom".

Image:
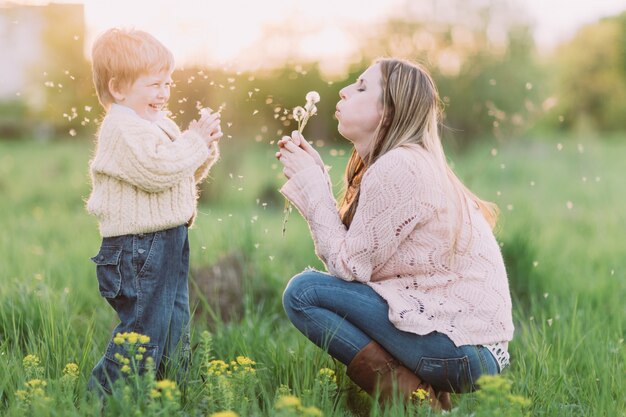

{"left": 276, "top": 131, "right": 325, "bottom": 178}
{"left": 189, "top": 109, "right": 223, "bottom": 146}
{"left": 276, "top": 132, "right": 319, "bottom": 179}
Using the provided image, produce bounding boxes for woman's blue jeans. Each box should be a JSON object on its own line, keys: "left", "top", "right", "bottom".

{"left": 282, "top": 270, "right": 500, "bottom": 393}
{"left": 87, "top": 225, "right": 191, "bottom": 394}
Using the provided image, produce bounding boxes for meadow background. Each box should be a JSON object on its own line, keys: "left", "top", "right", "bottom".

{"left": 1, "top": 1, "right": 625, "bottom": 416}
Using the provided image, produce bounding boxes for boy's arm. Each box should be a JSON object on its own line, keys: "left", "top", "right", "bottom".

{"left": 96, "top": 119, "right": 210, "bottom": 193}
{"left": 194, "top": 141, "right": 220, "bottom": 184}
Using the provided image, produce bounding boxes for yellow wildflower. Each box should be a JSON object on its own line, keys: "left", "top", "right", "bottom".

{"left": 302, "top": 405, "right": 323, "bottom": 417}
{"left": 156, "top": 379, "right": 177, "bottom": 390}
{"left": 26, "top": 379, "right": 47, "bottom": 389}
{"left": 126, "top": 333, "right": 139, "bottom": 345}
{"left": 121, "top": 365, "right": 131, "bottom": 373}
{"left": 63, "top": 363, "right": 79, "bottom": 378}
{"left": 317, "top": 368, "right": 336, "bottom": 383}
{"left": 15, "top": 389, "right": 28, "bottom": 402}
{"left": 275, "top": 395, "right": 301, "bottom": 409}
{"left": 207, "top": 359, "right": 229, "bottom": 376}
{"left": 412, "top": 388, "right": 429, "bottom": 401}
{"left": 23, "top": 354, "right": 40, "bottom": 368}
{"left": 236, "top": 356, "right": 256, "bottom": 366}
{"left": 209, "top": 411, "right": 239, "bottom": 417}
{"left": 113, "top": 335, "right": 125, "bottom": 345}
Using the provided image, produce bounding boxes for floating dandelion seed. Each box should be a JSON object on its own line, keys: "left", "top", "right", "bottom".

{"left": 282, "top": 91, "right": 320, "bottom": 236}
{"left": 557, "top": 143, "right": 563, "bottom": 151}
{"left": 69, "top": 129, "right": 76, "bottom": 137}
{"left": 566, "top": 201, "right": 573, "bottom": 209}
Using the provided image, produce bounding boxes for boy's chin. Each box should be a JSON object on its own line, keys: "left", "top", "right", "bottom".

{"left": 142, "top": 110, "right": 164, "bottom": 122}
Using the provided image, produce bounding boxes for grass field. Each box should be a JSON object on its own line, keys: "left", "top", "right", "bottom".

{"left": 0, "top": 135, "right": 624, "bottom": 416}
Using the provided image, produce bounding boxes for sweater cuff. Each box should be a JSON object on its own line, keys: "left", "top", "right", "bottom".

{"left": 280, "top": 165, "right": 332, "bottom": 217}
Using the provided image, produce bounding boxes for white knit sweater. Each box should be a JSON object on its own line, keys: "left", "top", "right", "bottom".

{"left": 87, "top": 105, "right": 219, "bottom": 237}
{"left": 281, "top": 144, "right": 514, "bottom": 348}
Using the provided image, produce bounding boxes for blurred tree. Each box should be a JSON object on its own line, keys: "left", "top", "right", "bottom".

{"left": 353, "top": 0, "right": 547, "bottom": 147}
{"left": 549, "top": 12, "right": 626, "bottom": 133}
{"left": 23, "top": 4, "right": 100, "bottom": 140}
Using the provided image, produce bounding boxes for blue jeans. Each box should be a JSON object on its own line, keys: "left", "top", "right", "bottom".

{"left": 282, "top": 270, "right": 500, "bottom": 393}
{"left": 88, "top": 225, "right": 191, "bottom": 394}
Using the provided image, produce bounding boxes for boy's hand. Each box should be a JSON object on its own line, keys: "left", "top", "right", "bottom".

{"left": 189, "top": 108, "right": 223, "bottom": 145}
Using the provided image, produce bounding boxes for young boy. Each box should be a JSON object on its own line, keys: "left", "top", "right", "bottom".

{"left": 86, "top": 28, "right": 222, "bottom": 394}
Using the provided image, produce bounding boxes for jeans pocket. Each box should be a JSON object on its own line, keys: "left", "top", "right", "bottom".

{"left": 91, "top": 246, "right": 123, "bottom": 298}
{"left": 416, "top": 355, "right": 474, "bottom": 393}
{"left": 135, "top": 231, "right": 161, "bottom": 279}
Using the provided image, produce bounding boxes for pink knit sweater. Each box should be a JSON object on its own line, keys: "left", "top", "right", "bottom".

{"left": 281, "top": 144, "right": 514, "bottom": 347}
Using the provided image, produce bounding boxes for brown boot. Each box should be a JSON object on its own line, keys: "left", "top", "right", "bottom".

{"left": 435, "top": 390, "right": 452, "bottom": 411}
{"left": 346, "top": 341, "right": 441, "bottom": 409}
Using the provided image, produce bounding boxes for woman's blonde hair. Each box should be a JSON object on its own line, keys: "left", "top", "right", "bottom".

{"left": 91, "top": 28, "right": 174, "bottom": 109}
{"left": 339, "top": 58, "right": 499, "bottom": 253}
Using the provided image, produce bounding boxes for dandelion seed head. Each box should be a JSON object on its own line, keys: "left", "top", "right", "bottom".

{"left": 306, "top": 91, "right": 320, "bottom": 104}
{"left": 292, "top": 106, "right": 305, "bottom": 122}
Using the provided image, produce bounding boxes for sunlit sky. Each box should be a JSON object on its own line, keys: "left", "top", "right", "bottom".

{"left": 7, "top": 0, "right": 626, "bottom": 69}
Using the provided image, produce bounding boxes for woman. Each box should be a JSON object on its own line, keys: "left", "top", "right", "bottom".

{"left": 275, "top": 58, "right": 514, "bottom": 410}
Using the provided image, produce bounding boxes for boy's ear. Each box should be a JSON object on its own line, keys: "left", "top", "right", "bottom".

{"left": 108, "top": 77, "right": 125, "bottom": 102}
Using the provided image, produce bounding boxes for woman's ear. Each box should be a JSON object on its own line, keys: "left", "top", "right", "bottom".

{"left": 108, "top": 77, "right": 125, "bottom": 102}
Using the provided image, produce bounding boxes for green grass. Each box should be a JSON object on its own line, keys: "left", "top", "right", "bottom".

{"left": 0, "top": 136, "right": 624, "bottom": 416}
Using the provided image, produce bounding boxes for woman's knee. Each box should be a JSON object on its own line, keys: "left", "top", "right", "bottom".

{"left": 282, "top": 269, "right": 325, "bottom": 312}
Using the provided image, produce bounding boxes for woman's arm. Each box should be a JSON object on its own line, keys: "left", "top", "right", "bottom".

{"left": 281, "top": 149, "right": 439, "bottom": 282}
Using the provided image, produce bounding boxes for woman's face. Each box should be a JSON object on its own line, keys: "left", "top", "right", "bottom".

{"left": 335, "top": 63, "right": 383, "bottom": 156}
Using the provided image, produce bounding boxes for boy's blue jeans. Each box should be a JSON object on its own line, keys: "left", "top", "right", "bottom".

{"left": 87, "top": 225, "right": 191, "bottom": 394}
{"left": 282, "top": 270, "right": 500, "bottom": 393}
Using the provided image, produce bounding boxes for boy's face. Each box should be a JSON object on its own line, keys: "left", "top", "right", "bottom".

{"left": 117, "top": 70, "right": 173, "bottom": 122}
